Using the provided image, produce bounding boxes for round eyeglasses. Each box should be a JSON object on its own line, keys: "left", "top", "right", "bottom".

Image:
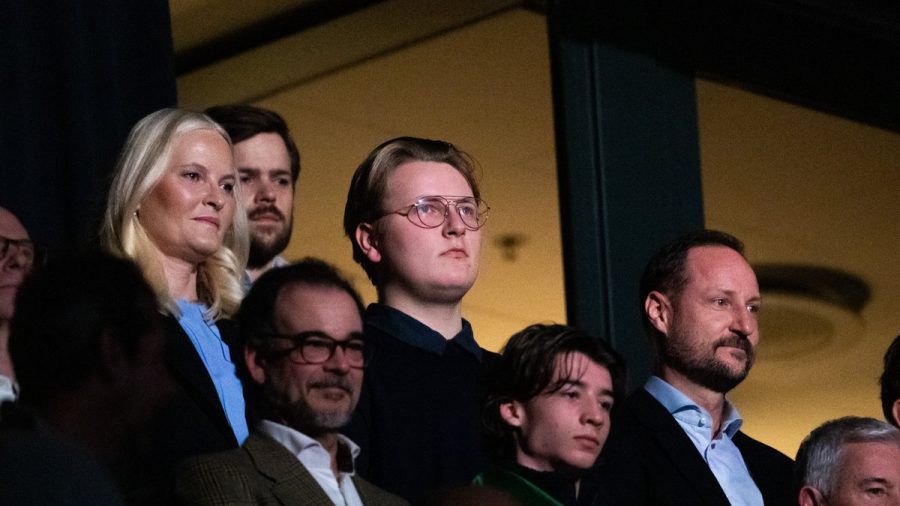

{"left": 0, "top": 235, "right": 37, "bottom": 271}
{"left": 380, "top": 195, "right": 490, "bottom": 231}
{"left": 264, "top": 332, "right": 372, "bottom": 369}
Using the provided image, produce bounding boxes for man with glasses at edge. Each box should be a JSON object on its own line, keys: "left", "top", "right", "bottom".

{"left": 177, "top": 259, "right": 405, "bottom": 505}
{"left": 342, "top": 137, "right": 497, "bottom": 501}
{"left": 0, "top": 206, "right": 35, "bottom": 404}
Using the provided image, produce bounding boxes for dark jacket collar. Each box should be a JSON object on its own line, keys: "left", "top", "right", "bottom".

{"left": 364, "top": 303, "right": 483, "bottom": 361}
{"left": 163, "top": 315, "right": 238, "bottom": 447}
{"left": 625, "top": 389, "right": 731, "bottom": 505}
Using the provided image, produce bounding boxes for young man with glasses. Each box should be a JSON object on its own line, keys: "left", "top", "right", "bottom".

{"left": 342, "top": 137, "right": 496, "bottom": 501}
{"left": 0, "top": 206, "right": 34, "bottom": 403}
{"left": 177, "top": 258, "right": 404, "bottom": 505}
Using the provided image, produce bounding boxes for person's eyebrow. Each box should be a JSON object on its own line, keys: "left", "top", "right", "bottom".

{"left": 177, "top": 162, "right": 208, "bottom": 171}
{"left": 858, "top": 477, "right": 891, "bottom": 486}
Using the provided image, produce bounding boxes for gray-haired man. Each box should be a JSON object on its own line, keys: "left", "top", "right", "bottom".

{"left": 796, "top": 416, "right": 900, "bottom": 506}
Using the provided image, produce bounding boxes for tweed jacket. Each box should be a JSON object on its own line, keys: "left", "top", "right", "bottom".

{"left": 176, "top": 432, "right": 407, "bottom": 506}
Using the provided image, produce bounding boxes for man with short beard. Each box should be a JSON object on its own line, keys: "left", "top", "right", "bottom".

{"left": 601, "top": 230, "right": 793, "bottom": 506}
{"left": 176, "top": 259, "right": 406, "bottom": 505}
{"left": 205, "top": 105, "right": 299, "bottom": 291}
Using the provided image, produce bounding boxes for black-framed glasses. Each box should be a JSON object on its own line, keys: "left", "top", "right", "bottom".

{"left": 380, "top": 195, "right": 490, "bottom": 231}
{"left": 0, "top": 235, "right": 36, "bottom": 271}
{"left": 263, "top": 332, "right": 372, "bottom": 368}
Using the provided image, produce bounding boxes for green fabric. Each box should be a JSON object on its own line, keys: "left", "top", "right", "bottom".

{"left": 473, "top": 466, "right": 564, "bottom": 506}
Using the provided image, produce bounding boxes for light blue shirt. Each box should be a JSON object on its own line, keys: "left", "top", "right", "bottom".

{"left": 645, "top": 376, "right": 763, "bottom": 506}
{"left": 176, "top": 300, "right": 249, "bottom": 445}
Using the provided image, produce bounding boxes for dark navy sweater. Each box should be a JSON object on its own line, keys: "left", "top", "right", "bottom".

{"left": 343, "top": 303, "right": 498, "bottom": 502}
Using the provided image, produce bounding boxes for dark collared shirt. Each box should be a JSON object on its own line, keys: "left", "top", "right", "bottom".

{"left": 344, "top": 303, "right": 497, "bottom": 502}
{"left": 365, "top": 303, "right": 484, "bottom": 360}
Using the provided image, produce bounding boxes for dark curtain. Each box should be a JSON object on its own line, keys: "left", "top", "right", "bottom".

{"left": 0, "top": 0, "right": 177, "bottom": 252}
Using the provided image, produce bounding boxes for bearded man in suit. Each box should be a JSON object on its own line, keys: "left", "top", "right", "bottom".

{"left": 176, "top": 259, "right": 405, "bottom": 505}
{"left": 601, "top": 230, "right": 793, "bottom": 506}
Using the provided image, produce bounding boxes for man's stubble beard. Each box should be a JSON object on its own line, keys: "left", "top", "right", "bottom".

{"left": 263, "top": 374, "right": 355, "bottom": 437}
{"left": 247, "top": 214, "right": 292, "bottom": 269}
{"left": 281, "top": 400, "right": 353, "bottom": 438}
{"left": 660, "top": 320, "right": 755, "bottom": 394}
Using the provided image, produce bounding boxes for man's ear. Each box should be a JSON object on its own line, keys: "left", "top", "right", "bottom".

{"left": 244, "top": 347, "right": 267, "bottom": 386}
{"left": 798, "top": 485, "right": 825, "bottom": 506}
{"left": 892, "top": 399, "right": 900, "bottom": 427}
{"left": 355, "top": 222, "right": 382, "bottom": 264}
{"left": 645, "top": 291, "right": 673, "bottom": 336}
{"left": 499, "top": 401, "right": 525, "bottom": 428}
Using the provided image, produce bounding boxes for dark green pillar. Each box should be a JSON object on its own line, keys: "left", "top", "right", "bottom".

{"left": 548, "top": 3, "right": 705, "bottom": 389}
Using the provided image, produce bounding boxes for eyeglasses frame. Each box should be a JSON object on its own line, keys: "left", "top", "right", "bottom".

{"left": 378, "top": 195, "right": 490, "bottom": 231}
{"left": 258, "top": 331, "right": 372, "bottom": 369}
{"left": 0, "top": 234, "right": 37, "bottom": 270}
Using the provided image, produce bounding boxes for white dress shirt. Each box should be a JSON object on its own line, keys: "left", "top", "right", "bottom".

{"left": 258, "top": 419, "right": 364, "bottom": 506}
{"left": 0, "top": 374, "right": 17, "bottom": 403}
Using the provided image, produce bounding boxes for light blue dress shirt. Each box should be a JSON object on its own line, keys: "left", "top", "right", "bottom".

{"left": 644, "top": 376, "right": 764, "bottom": 506}
{"left": 176, "top": 300, "right": 249, "bottom": 445}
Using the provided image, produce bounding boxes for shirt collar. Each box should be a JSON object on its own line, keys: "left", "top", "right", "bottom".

{"left": 241, "top": 255, "right": 289, "bottom": 293}
{"left": 644, "top": 376, "right": 744, "bottom": 437}
{"left": 364, "top": 303, "right": 483, "bottom": 361}
{"left": 719, "top": 400, "right": 743, "bottom": 437}
{"left": 258, "top": 419, "right": 361, "bottom": 473}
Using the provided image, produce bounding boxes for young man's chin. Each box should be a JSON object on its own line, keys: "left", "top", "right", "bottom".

{"left": 421, "top": 282, "right": 475, "bottom": 304}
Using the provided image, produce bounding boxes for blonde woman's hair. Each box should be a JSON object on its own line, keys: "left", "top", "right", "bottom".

{"left": 101, "top": 108, "right": 249, "bottom": 320}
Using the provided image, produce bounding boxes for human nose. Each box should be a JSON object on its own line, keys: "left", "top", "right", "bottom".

{"left": 255, "top": 179, "right": 276, "bottom": 203}
{"left": 581, "top": 400, "right": 606, "bottom": 427}
{"left": 730, "top": 306, "right": 757, "bottom": 338}
{"left": 1, "top": 245, "right": 30, "bottom": 272}
{"left": 443, "top": 201, "right": 467, "bottom": 236}
{"left": 204, "top": 181, "right": 225, "bottom": 210}
{"left": 323, "top": 344, "right": 351, "bottom": 374}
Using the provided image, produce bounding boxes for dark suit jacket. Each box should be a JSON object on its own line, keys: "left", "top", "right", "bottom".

{"left": 175, "top": 432, "right": 408, "bottom": 506}
{"left": 600, "top": 389, "right": 794, "bottom": 506}
{"left": 126, "top": 317, "right": 243, "bottom": 504}
{"left": 156, "top": 316, "right": 241, "bottom": 454}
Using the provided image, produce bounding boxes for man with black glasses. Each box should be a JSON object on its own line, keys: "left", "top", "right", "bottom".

{"left": 176, "top": 259, "right": 404, "bottom": 505}
{"left": 0, "top": 206, "right": 34, "bottom": 404}
{"left": 342, "top": 137, "right": 497, "bottom": 501}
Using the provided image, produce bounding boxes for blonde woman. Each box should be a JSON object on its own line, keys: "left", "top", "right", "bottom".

{"left": 102, "top": 108, "right": 249, "bottom": 495}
